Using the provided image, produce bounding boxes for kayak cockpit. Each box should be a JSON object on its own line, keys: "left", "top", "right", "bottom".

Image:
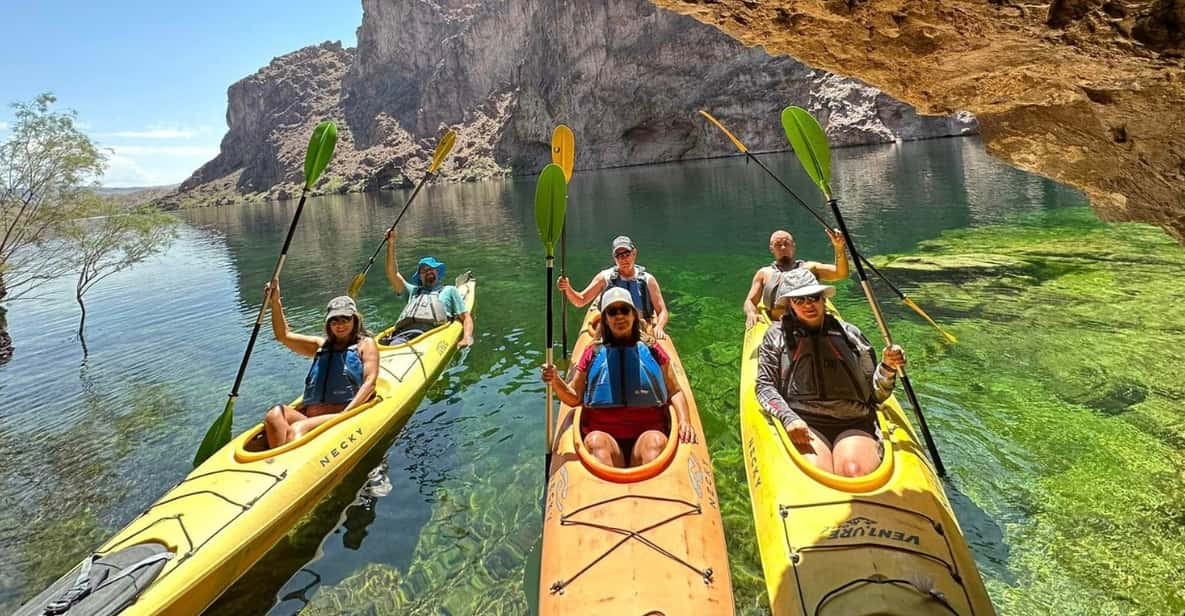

{"left": 772, "top": 403, "right": 898, "bottom": 493}
{"left": 235, "top": 395, "right": 384, "bottom": 462}
{"left": 571, "top": 406, "right": 680, "bottom": 483}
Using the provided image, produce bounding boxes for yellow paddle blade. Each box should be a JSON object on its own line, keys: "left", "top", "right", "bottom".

{"left": 551, "top": 125, "right": 575, "bottom": 183}
{"left": 429, "top": 130, "right": 458, "bottom": 173}
{"left": 347, "top": 272, "right": 366, "bottom": 299}
{"left": 698, "top": 110, "right": 749, "bottom": 154}
{"left": 903, "top": 297, "right": 958, "bottom": 344}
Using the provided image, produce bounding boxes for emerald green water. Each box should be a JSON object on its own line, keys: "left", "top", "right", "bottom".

{"left": 2, "top": 136, "right": 1182, "bottom": 614}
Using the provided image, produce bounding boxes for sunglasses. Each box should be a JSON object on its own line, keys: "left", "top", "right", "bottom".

{"left": 613, "top": 250, "right": 633, "bottom": 259}
{"left": 328, "top": 315, "right": 354, "bottom": 325}
{"left": 604, "top": 306, "right": 633, "bottom": 317}
{"left": 789, "top": 293, "right": 824, "bottom": 306}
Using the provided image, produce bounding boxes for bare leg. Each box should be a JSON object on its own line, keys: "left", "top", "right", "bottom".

{"left": 264, "top": 404, "right": 306, "bottom": 449}
{"left": 584, "top": 430, "right": 625, "bottom": 467}
{"left": 793, "top": 426, "right": 836, "bottom": 473}
{"left": 288, "top": 413, "right": 339, "bottom": 442}
{"left": 831, "top": 429, "right": 881, "bottom": 477}
{"left": 631, "top": 430, "right": 669, "bottom": 466}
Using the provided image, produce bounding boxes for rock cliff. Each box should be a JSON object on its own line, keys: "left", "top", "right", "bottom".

{"left": 649, "top": 0, "right": 1185, "bottom": 240}
{"left": 176, "top": 0, "right": 975, "bottom": 204}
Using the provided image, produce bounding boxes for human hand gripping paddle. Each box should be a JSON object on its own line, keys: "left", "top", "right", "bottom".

{"left": 698, "top": 110, "right": 957, "bottom": 345}
{"left": 780, "top": 105, "right": 947, "bottom": 477}
{"left": 551, "top": 125, "right": 575, "bottom": 364}
{"left": 193, "top": 121, "right": 338, "bottom": 467}
{"left": 534, "top": 164, "right": 567, "bottom": 477}
{"left": 347, "top": 130, "right": 458, "bottom": 298}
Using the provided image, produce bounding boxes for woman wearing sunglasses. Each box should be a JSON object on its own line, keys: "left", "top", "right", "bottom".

{"left": 540, "top": 287, "right": 694, "bottom": 467}
{"left": 753, "top": 269, "right": 906, "bottom": 477}
{"left": 261, "top": 279, "right": 380, "bottom": 448}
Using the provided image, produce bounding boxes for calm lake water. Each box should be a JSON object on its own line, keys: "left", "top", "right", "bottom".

{"left": 2, "top": 136, "right": 1183, "bottom": 615}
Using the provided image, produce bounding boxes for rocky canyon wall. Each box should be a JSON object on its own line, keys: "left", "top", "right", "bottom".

{"left": 177, "top": 0, "right": 975, "bottom": 204}
{"left": 649, "top": 0, "right": 1185, "bottom": 240}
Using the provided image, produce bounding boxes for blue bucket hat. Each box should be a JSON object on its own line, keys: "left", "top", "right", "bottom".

{"left": 411, "top": 256, "right": 446, "bottom": 287}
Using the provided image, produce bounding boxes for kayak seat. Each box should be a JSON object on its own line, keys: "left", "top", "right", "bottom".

{"left": 234, "top": 395, "right": 383, "bottom": 463}
{"left": 572, "top": 405, "right": 679, "bottom": 483}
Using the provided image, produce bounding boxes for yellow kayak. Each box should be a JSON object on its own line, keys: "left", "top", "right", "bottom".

{"left": 740, "top": 310, "right": 995, "bottom": 615}
{"left": 18, "top": 274, "right": 475, "bottom": 616}
{"left": 539, "top": 308, "right": 735, "bottom": 614}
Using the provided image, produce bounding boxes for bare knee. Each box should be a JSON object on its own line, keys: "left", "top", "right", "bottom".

{"left": 584, "top": 431, "right": 621, "bottom": 466}
{"left": 839, "top": 459, "right": 866, "bottom": 477}
{"left": 632, "top": 431, "right": 667, "bottom": 464}
{"left": 265, "top": 405, "right": 286, "bottom": 425}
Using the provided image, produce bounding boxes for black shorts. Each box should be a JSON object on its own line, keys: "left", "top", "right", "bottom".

{"left": 802, "top": 413, "right": 880, "bottom": 445}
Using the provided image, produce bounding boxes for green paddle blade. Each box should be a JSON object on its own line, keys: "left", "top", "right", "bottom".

{"left": 193, "top": 398, "right": 236, "bottom": 467}
{"left": 304, "top": 121, "right": 338, "bottom": 190}
{"left": 780, "top": 106, "right": 832, "bottom": 199}
{"left": 534, "top": 164, "right": 567, "bottom": 257}
{"left": 551, "top": 125, "right": 575, "bottom": 183}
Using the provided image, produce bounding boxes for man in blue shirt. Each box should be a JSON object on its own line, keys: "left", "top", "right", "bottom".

{"left": 383, "top": 229, "right": 474, "bottom": 347}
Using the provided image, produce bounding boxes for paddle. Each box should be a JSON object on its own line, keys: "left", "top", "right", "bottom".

{"left": 551, "top": 125, "right": 575, "bottom": 363}
{"left": 534, "top": 163, "right": 568, "bottom": 478}
{"left": 780, "top": 105, "right": 947, "bottom": 477}
{"left": 194, "top": 121, "right": 338, "bottom": 467}
{"left": 347, "top": 130, "right": 458, "bottom": 298}
{"left": 698, "top": 110, "right": 956, "bottom": 344}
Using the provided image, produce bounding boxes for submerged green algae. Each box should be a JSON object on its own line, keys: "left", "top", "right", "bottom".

{"left": 290, "top": 206, "right": 1185, "bottom": 615}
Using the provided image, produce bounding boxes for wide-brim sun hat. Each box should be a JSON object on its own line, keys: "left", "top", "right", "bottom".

{"left": 774, "top": 269, "right": 836, "bottom": 309}
{"left": 410, "top": 256, "right": 446, "bottom": 286}
{"left": 325, "top": 296, "right": 359, "bottom": 323}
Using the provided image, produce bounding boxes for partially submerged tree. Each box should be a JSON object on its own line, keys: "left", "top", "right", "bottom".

{"left": 1, "top": 93, "right": 105, "bottom": 302}
{"left": 62, "top": 196, "right": 178, "bottom": 356}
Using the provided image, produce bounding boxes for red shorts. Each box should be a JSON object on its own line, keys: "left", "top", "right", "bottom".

{"left": 581, "top": 406, "right": 669, "bottom": 440}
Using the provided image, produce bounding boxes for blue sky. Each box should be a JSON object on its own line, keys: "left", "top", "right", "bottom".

{"left": 0, "top": 1, "right": 361, "bottom": 187}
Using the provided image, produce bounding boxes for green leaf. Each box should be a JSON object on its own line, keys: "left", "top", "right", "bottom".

{"left": 780, "top": 106, "right": 832, "bottom": 199}
{"left": 193, "top": 398, "right": 235, "bottom": 467}
{"left": 534, "top": 164, "right": 567, "bottom": 257}
{"left": 304, "top": 121, "right": 338, "bottom": 189}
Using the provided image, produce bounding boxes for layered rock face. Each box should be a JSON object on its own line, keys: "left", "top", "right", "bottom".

{"left": 649, "top": 0, "right": 1185, "bottom": 240}
{"left": 178, "top": 0, "right": 975, "bottom": 203}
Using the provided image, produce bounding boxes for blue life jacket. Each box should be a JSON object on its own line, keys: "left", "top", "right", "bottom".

{"left": 584, "top": 342, "right": 668, "bottom": 408}
{"left": 607, "top": 265, "right": 653, "bottom": 320}
{"left": 303, "top": 344, "right": 364, "bottom": 405}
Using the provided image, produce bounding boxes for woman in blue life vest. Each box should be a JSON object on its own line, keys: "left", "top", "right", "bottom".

{"left": 540, "top": 287, "right": 696, "bottom": 468}
{"left": 262, "top": 279, "right": 380, "bottom": 448}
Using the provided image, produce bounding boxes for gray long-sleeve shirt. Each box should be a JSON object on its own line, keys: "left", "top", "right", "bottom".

{"left": 755, "top": 317, "right": 898, "bottom": 427}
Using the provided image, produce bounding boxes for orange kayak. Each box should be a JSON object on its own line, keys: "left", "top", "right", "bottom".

{"left": 539, "top": 308, "right": 735, "bottom": 614}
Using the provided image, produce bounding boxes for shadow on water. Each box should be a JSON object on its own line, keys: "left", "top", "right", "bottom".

{"left": 206, "top": 421, "right": 416, "bottom": 616}
{"left": 942, "top": 478, "right": 1015, "bottom": 586}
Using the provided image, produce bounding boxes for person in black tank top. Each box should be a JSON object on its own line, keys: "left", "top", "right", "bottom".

{"left": 743, "top": 228, "right": 850, "bottom": 329}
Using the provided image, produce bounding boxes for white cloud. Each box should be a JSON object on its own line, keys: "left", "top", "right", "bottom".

{"left": 103, "top": 154, "right": 161, "bottom": 187}
{"left": 0, "top": 121, "right": 8, "bottom": 131}
{"left": 107, "top": 144, "right": 219, "bottom": 157}
{"left": 102, "top": 128, "right": 199, "bottom": 139}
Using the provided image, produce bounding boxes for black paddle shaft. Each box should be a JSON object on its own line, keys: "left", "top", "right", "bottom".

{"left": 359, "top": 172, "right": 435, "bottom": 275}
{"left": 560, "top": 229, "right": 568, "bottom": 359}
{"left": 228, "top": 189, "right": 311, "bottom": 399}
{"left": 826, "top": 198, "right": 948, "bottom": 477}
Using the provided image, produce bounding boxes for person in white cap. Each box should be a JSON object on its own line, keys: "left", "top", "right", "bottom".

{"left": 754, "top": 269, "right": 905, "bottom": 477}
{"left": 261, "top": 278, "right": 379, "bottom": 448}
{"left": 555, "top": 235, "right": 670, "bottom": 339}
{"left": 540, "top": 287, "right": 695, "bottom": 467}
{"left": 743, "top": 228, "right": 848, "bottom": 329}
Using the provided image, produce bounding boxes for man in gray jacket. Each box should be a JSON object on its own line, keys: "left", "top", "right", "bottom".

{"left": 755, "top": 269, "right": 905, "bottom": 477}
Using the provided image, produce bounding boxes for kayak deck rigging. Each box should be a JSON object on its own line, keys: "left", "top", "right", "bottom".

{"left": 547, "top": 492, "right": 714, "bottom": 596}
